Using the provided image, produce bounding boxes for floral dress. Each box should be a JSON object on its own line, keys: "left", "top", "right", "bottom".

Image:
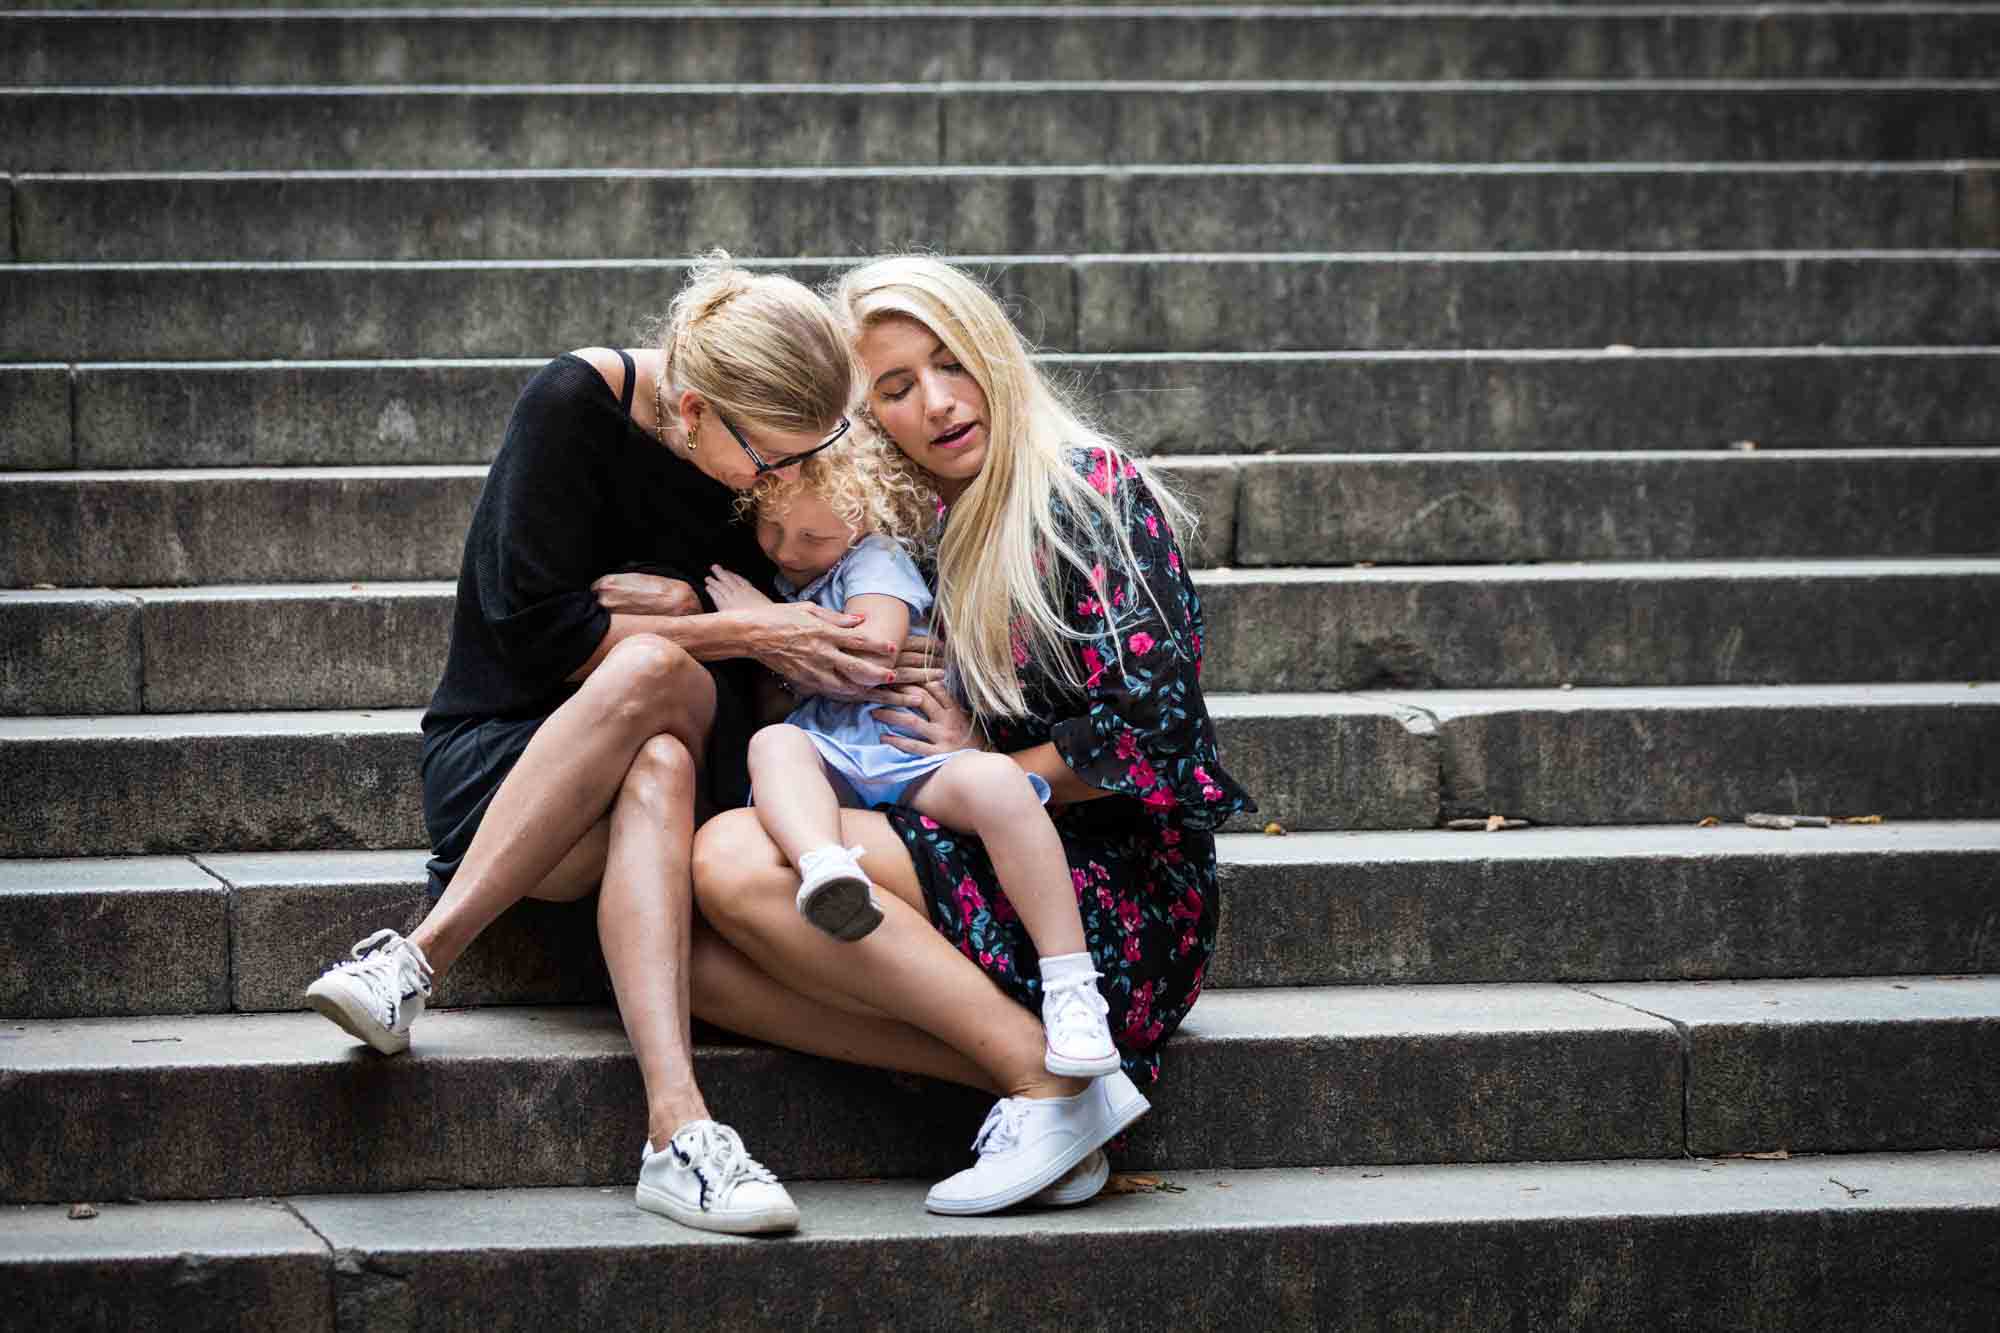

{"left": 880, "top": 447, "right": 1257, "bottom": 1086}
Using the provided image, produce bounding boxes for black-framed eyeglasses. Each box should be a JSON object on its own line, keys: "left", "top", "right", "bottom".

{"left": 718, "top": 412, "right": 851, "bottom": 477}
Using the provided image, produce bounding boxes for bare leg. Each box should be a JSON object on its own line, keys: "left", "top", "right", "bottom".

{"left": 410, "top": 635, "right": 715, "bottom": 975}
{"left": 694, "top": 808, "right": 1084, "bottom": 1102}
{"left": 600, "top": 734, "right": 712, "bottom": 1145}
{"left": 907, "top": 752, "right": 1087, "bottom": 958}
{"left": 745, "top": 723, "right": 847, "bottom": 868}
{"left": 687, "top": 920, "right": 995, "bottom": 1092}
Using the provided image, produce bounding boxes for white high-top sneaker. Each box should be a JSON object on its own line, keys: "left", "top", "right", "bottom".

{"left": 637, "top": 1120, "right": 800, "bottom": 1235}
{"left": 794, "top": 843, "right": 883, "bottom": 941}
{"left": 305, "top": 929, "right": 434, "bottom": 1055}
{"left": 1041, "top": 972, "right": 1122, "bottom": 1077}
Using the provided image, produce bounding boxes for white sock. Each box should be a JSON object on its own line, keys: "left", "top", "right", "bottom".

{"left": 1039, "top": 951, "right": 1098, "bottom": 988}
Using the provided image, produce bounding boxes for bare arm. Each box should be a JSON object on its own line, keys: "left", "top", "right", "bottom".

{"left": 567, "top": 602, "right": 897, "bottom": 698}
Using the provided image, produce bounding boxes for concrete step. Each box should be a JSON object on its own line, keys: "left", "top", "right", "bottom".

{"left": 8, "top": 976, "right": 1999, "bottom": 1201}
{"left": 10, "top": 1154, "right": 2000, "bottom": 1332}
{"left": 6, "top": 685, "right": 1998, "bottom": 856}
{"left": 21, "top": 162, "right": 1995, "bottom": 261}
{"left": 0, "top": 987, "right": 1683, "bottom": 1199}
{"left": 9, "top": 82, "right": 1995, "bottom": 171}
{"left": 13, "top": 9, "right": 1998, "bottom": 86}
{"left": 7, "top": 561, "right": 1997, "bottom": 714}
{"left": 8, "top": 450, "right": 1996, "bottom": 587}
{"left": 7, "top": 823, "right": 1996, "bottom": 1018}
{"left": 10, "top": 253, "right": 1998, "bottom": 361}
{"left": 9, "top": 351, "right": 1997, "bottom": 470}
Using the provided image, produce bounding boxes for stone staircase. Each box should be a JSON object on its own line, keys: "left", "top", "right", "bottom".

{"left": 4, "top": 2, "right": 1998, "bottom": 1327}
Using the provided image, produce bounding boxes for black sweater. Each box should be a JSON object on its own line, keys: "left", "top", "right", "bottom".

{"left": 423, "top": 354, "right": 775, "bottom": 792}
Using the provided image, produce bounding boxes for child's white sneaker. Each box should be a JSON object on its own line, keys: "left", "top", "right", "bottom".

{"left": 1041, "top": 973, "right": 1121, "bottom": 1077}
{"left": 304, "top": 929, "right": 433, "bottom": 1055}
{"left": 795, "top": 843, "right": 883, "bottom": 941}
{"left": 636, "top": 1120, "right": 800, "bottom": 1235}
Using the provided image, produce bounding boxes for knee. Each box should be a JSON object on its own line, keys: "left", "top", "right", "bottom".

{"left": 947, "top": 752, "right": 1039, "bottom": 814}
{"left": 747, "top": 723, "right": 814, "bottom": 773}
{"left": 692, "top": 809, "right": 789, "bottom": 928}
{"left": 596, "top": 635, "right": 716, "bottom": 736}
{"left": 620, "top": 733, "right": 698, "bottom": 812}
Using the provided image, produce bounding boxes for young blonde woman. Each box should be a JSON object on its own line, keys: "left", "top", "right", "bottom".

{"left": 304, "top": 255, "right": 905, "bottom": 1235}
{"left": 693, "top": 256, "right": 1255, "bottom": 1215}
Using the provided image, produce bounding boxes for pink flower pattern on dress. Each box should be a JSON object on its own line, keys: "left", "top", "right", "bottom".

{"left": 883, "top": 447, "right": 1254, "bottom": 1087}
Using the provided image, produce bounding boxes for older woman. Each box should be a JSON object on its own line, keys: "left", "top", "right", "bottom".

{"left": 692, "top": 257, "right": 1255, "bottom": 1215}
{"left": 303, "top": 255, "right": 894, "bottom": 1235}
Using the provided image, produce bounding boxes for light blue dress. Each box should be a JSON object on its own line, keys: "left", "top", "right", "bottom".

{"left": 770, "top": 535, "right": 1052, "bottom": 809}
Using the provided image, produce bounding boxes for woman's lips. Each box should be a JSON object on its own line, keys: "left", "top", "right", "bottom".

{"left": 931, "top": 421, "right": 977, "bottom": 448}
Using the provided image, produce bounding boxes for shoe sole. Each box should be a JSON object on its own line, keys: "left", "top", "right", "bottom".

{"left": 1033, "top": 1150, "right": 1110, "bottom": 1207}
{"left": 1045, "top": 1048, "right": 1123, "bottom": 1078}
{"left": 924, "top": 1080, "right": 1151, "bottom": 1217}
{"left": 797, "top": 875, "right": 883, "bottom": 942}
{"left": 636, "top": 1183, "right": 800, "bottom": 1235}
{"left": 305, "top": 981, "right": 409, "bottom": 1056}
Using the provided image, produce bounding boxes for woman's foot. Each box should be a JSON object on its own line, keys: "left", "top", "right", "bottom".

{"left": 1033, "top": 1149, "right": 1110, "bottom": 1207}
{"left": 304, "top": 929, "right": 433, "bottom": 1055}
{"left": 636, "top": 1120, "right": 800, "bottom": 1235}
{"left": 794, "top": 843, "right": 883, "bottom": 941}
{"left": 925, "top": 1072, "right": 1149, "bottom": 1216}
{"left": 1041, "top": 973, "right": 1121, "bottom": 1077}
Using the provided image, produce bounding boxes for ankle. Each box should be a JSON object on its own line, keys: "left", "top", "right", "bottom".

{"left": 1007, "top": 1071, "right": 1089, "bottom": 1101}
{"left": 647, "top": 1096, "right": 711, "bottom": 1148}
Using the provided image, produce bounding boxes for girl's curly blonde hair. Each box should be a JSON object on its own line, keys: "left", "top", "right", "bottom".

{"left": 738, "top": 427, "right": 941, "bottom": 550}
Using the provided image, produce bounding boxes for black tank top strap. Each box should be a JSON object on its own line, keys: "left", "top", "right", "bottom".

{"left": 615, "top": 348, "right": 638, "bottom": 415}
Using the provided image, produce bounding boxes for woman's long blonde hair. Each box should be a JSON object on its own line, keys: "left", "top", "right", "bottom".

{"left": 831, "top": 256, "right": 1195, "bottom": 722}
{"left": 644, "top": 250, "right": 852, "bottom": 437}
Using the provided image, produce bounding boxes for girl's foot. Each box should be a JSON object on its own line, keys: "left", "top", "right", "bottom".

{"left": 794, "top": 843, "right": 883, "bottom": 941}
{"left": 1041, "top": 972, "right": 1121, "bottom": 1078}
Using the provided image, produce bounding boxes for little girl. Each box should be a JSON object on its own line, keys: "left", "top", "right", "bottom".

{"left": 704, "top": 443, "right": 1121, "bottom": 1078}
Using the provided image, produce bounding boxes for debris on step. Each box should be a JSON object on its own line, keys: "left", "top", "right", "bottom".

{"left": 1746, "top": 813, "right": 1832, "bottom": 830}
{"left": 1447, "top": 815, "right": 1530, "bottom": 831}
{"left": 68, "top": 1203, "right": 98, "bottom": 1220}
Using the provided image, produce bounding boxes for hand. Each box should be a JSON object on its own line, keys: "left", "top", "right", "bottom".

{"left": 888, "top": 630, "right": 948, "bottom": 688}
{"left": 703, "top": 564, "right": 776, "bottom": 614}
{"left": 750, "top": 602, "right": 899, "bottom": 700}
{"left": 869, "top": 677, "right": 982, "bottom": 756}
{"left": 591, "top": 571, "right": 701, "bottom": 617}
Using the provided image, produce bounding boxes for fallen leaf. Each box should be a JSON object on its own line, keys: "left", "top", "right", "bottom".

{"left": 1696, "top": 816, "right": 1721, "bottom": 828}
{"left": 1740, "top": 1150, "right": 1791, "bottom": 1161}
{"left": 1213, "top": 1181, "right": 1232, "bottom": 1189}
{"left": 1102, "top": 1173, "right": 1161, "bottom": 1196}
{"left": 68, "top": 1203, "right": 98, "bottom": 1221}
{"left": 1485, "top": 814, "right": 1508, "bottom": 832}
{"left": 1836, "top": 814, "right": 1884, "bottom": 825}
{"left": 1262, "top": 821, "right": 1287, "bottom": 837}
{"left": 1729, "top": 440, "right": 1759, "bottom": 452}
{"left": 31, "top": 583, "right": 56, "bottom": 591}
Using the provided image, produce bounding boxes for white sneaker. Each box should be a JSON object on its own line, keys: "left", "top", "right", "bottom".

{"left": 304, "top": 929, "right": 433, "bottom": 1055}
{"left": 1041, "top": 973, "right": 1121, "bottom": 1077}
{"left": 1033, "top": 1149, "right": 1110, "bottom": 1207}
{"left": 795, "top": 843, "right": 883, "bottom": 941}
{"left": 636, "top": 1120, "right": 800, "bottom": 1235}
{"left": 925, "top": 1071, "right": 1150, "bottom": 1216}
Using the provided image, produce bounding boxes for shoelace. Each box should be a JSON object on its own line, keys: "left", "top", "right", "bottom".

{"left": 330, "top": 929, "right": 430, "bottom": 1025}
{"left": 677, "top": 1123, "right": 780, "bottom": 1207}
{"left": 970, "top": 1098, "right": 1031, "bottom": 1157}
{"left": 1042, "top": 976, "right": 1110, "bottom": 1046}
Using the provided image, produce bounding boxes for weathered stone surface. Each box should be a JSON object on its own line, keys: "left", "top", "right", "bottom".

{"left": 1588, "top": 976, "right": 2000, "bottom": 1155}
{"left": 10, "top": 85, "right": 1996, "bottom": 172}
{"left": 0, "top": 857, "right": 228, "bottom": 1017}
{"left": 72, "top": 362, "right": 534, "bottom": 470}
{"left": 0, "top": 1199, "right": 332, "bottom": 1333}
{"left": 1068, "top": 253, "right": 2000, "bottom": 355}
{"left": 0, "top": 365, "right": 70, "bottom": 472}
{"left": 1196, "top": 561, "right": 2000, "bottom": 691}
{"left": 0, "top": 711, "right": 427, "bottom": 857}
{"left": 0, "top": 467, "right": 484, "bottom": 586}
{"left": 1066, "top": 348, "right": 2000, "bottom": 455}
{"left": 0, "top": 989, "right": 1676, "bottom": 1201}
{"left": 1963, "top": 164, "right": 2000, "bottom": 247}
{"left": 12, "top": 10, "right": 1997, "bottom": 86}
{"left": 1206, "top": 694, "right": 1439, "bottom": 832}
{"left": 0, "top": 590, "right": 140, "bottom": 716}
{"left": 14, "top": 164, "right": 1972, "bottom": 262}
{"left": 1410, "top": 683, "right": 2000, "bottom": 825}
{"left": 1150, "top": 457, "right": 1238, "bottom": 569}
{"left": 3, "top": 258, "right": 1074, "bottom": 360}
{"left": 1233, "top": 450, "right": 2000, "bottom": 565}
{"left": 208, "top": 850, "right": 606, "bottom": 1012}
{"left": 137, "top": 583, "right": 450, "bottom": 712}
{"left": 58, "top": 351, "right": 2000, "bottom": 470}
{"left": 1212, "top": 823, "right": 2000, "bottom": 988}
